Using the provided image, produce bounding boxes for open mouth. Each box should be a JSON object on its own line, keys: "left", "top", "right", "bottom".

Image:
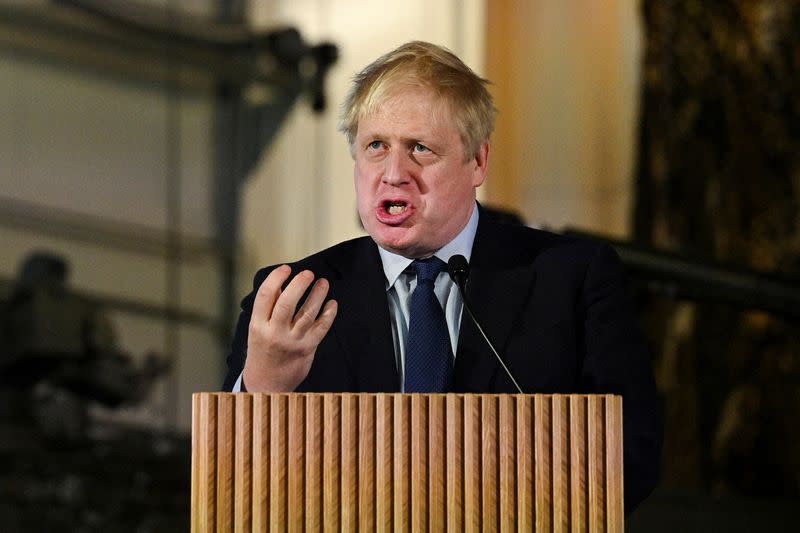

{"left": 384, "top": 200, "right": 408, "bottom": 215}
{"left": 377, "top": 199, "right": 413, "bottom": 225}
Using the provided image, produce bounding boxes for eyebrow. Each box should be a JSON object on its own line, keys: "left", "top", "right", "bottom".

{"left": 359, "top": 131, "right": 442, "bottom": 149}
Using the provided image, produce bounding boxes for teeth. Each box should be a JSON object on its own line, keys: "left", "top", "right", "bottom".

{"left": 387, "top": 204, "right": 406, "bottom": 215}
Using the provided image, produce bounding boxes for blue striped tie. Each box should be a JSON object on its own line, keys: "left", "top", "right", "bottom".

{"left": 404, "top": 257, "right": 454, "bottom": 392}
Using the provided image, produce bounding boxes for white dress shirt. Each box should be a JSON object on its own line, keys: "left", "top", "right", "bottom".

{"left": 379, "top": 203, "right": 478, "bottom": 391}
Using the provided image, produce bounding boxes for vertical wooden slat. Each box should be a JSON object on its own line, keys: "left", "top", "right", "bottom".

{"left": 411, "top": 395, "right": 429, "bottom": 532}
{"left": 234, "top": 395, "right": 253, "bottom": 533}
{"left": 516, "top": 396, "right": 534, "bottom": 532}
{"left": 588, "top": 395, "right": 606, "bottom": 532}
{"left": 322, "top": 394, "right": 341, "bottom": 532}
{"left": 191, "top": 394, "right": 201, "bottom": 533}
{"left": 552, "top": 395, "right": 569, "bottom": 532}
{"left": 570, "top": 395, "right": 587, "bottom": 533}
{"left": 359, "top": 394, "right": 376, "bottom": 533}
{"left": 216, "top": 394, "right": 235, "bottom": 532}
{"left": 251, "top": 395, "right": 269, "bottom": 533}
{"left": 463, "top": 395, "right": 481, "bottom": 533}
{"left": 197, "top": 394, "right": 217, "bottom": 532}
{"left": 375, "top": 395, "right": 394, "bottom": 532}
{"left": 499, "top": 395, "right": 516, "bottom": 533}
{"left": 445, "top": 394, "right": 463, "bottom": 533}
{"left": 481, "top": 395, "right": 498, "bottom": 532}
{"left": 287, "top": 395, "right": 305, "bottom": 532}
{"left": 393, "top": 395, "right": 411, "bottom": 533}
{"left": 428, "top": 395, "right": 446, "bottom": 532}
{"left": 305, "top": 395, "right": 323, "bottom": 533}
{"left": 534, "top": 395, "right": 552, "bottom": 532}
{"left": 605, "top": 395, "right": 623, "bottom": 533}
{"left": 341, "top": 394, "right": 359, "bottom": 533}
{"left": 270, "top": 395, "right": 288, "bottom": 532}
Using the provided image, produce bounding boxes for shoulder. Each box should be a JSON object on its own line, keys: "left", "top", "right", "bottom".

{"left": 475, "top": 218, "right": 617, "bottom": 272}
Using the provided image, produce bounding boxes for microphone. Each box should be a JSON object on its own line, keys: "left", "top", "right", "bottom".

{"left": 447, "top": 255, "right": 524, "bottom": 394}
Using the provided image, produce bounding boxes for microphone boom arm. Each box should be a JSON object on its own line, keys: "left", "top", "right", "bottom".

{"left": 448, "top": 255, "right": 524, "bottom": 394}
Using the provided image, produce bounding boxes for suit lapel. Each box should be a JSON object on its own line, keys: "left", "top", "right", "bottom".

{"left": 328, "top": 239, "right": 400, "bottom": 392}
{"left": 454, "top": 218, "right": 538, "bottom": 393}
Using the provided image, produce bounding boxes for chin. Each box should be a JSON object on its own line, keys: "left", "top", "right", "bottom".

{"left": 375, "top": 236, "right": 418, "bottom": 257}
{"left": 371, "top": 225, "right": 438, "bottom": 258}
{"left": 377, "top": 239, "right": 412, "bottom": 256}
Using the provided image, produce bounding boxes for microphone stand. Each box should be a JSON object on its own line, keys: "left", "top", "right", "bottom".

{"left": 448, "top": 255, "right": 524, "bottom": 394}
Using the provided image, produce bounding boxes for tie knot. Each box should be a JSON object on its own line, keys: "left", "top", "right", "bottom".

{"left": 411, "top": 256, "right": 447, "bottom": 284}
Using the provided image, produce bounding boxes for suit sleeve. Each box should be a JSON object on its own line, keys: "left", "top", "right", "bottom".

{"left": 579, "top": 243, "right": 663, "bottom": 514}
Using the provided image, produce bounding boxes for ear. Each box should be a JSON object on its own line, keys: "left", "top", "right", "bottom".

{"left": 471, "top": 141, "right": 490, "bottom": 187}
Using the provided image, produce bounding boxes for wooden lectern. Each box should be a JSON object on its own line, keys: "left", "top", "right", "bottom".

{"left": 191, "top": 393, "right": 623, "bottom": 532}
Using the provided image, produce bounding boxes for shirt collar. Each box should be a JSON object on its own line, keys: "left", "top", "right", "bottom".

{"left": 377, "top": 202, "right": 480, "bottom": 289}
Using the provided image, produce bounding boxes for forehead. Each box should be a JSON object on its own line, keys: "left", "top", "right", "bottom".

{"left": 357, "top": 88, "right": 457, "bottom": 136}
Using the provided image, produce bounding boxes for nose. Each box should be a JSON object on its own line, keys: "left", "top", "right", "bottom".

{"left": 382, "top": 150, "right": 412, "bottom": 186}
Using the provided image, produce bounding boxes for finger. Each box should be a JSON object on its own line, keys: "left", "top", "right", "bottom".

{"left": 292, "top": 278, "right": 331, "bottom": 332}
{"left": 271, "top": 269, "right": 315, "bottom": 324}
{"left": 306, "top": 299, "right": 338, "bottom": 345}
{"left": 252, "top": 264, "right": 292, "bottom": 322}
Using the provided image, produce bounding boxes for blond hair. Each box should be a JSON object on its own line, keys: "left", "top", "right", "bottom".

{"left": 339, "top": 41, "right": 496, "bottom": 160}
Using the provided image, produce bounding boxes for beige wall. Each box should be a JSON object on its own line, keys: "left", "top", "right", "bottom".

{"left": 0, "top": 51, "right": 222, "bottom": 431}
{"left": 0, "top": 1, "right": 643, "bottom": 430}
{"left": 486, "top": 0, "right": 643, "bottom": 237}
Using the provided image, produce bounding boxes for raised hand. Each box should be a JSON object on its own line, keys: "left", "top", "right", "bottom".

{"left": 242, "top": 265, "right": 338, "bottom": 392}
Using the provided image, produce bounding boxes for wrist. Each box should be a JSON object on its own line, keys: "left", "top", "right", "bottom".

{"left": 242, "top": 364, "right": 296, "bottom": 392}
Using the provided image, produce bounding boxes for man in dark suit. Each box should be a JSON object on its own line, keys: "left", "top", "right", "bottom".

{"left": 223, "top": 41, "right": 661, "bottom": 512}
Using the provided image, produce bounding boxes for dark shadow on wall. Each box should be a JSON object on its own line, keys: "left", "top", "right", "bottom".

{"left": 0, "top": 252, "right": 189, "bottom": 532}
{"left": 630, "top": 1, "right": 800, "bottom": 530}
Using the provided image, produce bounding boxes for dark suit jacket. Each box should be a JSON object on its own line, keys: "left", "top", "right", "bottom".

{"left": 223, "top": 215, "right": 662, "bottom": 512}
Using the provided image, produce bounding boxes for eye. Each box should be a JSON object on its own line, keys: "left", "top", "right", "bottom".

{"left": 367, "top": 140, "right": 383, "bottom": 150}
{"left": 413, "top": 143, "right": 431, "bottom": 153}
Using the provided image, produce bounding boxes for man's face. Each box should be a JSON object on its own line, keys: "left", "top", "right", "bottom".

{"left": 353, "top": 88, "right": 489, "bottom": 258}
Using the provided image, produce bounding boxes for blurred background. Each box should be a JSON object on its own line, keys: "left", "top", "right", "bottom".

{"left": 1, "top": 0, "right": 798, "bottom": 530}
